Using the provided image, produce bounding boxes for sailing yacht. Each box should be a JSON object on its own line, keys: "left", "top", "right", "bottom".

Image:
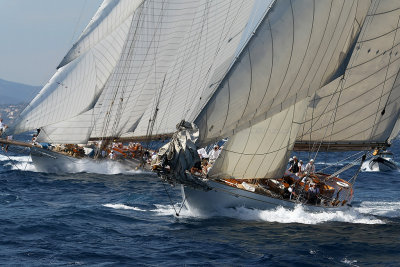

{"left": 4, "top": 0, "right": 255, "bottom": 172}
{"left": 153, "top": 0, "right": 400, "bottom": 213}
{"left": 3, "top": 0, "right": 400, "bottom": 213}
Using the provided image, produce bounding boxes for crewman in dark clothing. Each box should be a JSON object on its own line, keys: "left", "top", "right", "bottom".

{"left": 289, "top": 156, "right": 300, "bottom": 173}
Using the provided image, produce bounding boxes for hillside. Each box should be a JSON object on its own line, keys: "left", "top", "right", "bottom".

{"left": 0, "top": 78, "right": 41, "bottom": 105}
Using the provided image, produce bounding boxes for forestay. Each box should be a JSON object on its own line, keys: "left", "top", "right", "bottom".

{"left": 296, "top": 0, "right": 400, "bottom": 151}
{"left": 194, "top": 0, "right": 371, "bottom": 147}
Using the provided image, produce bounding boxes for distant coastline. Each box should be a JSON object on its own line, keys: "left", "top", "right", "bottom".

{"left": 0, "top": 78, "right": 41, "bottom": 106}
{"left": 0, "top": 78, "right": 41, "bottom": 124}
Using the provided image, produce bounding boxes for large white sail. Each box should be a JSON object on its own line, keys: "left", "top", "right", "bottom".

{"left": 93, "top": 0, "right": 255, "bottom": 139}
{"left": 296, "top": 0, "right": 400, "bottom": 151}
{"left": 14, "top": 0, "right": 254, "bottom": 144}
{"left": 58, "top": 0, "right": 144, "bottom": 68}
{"left": 194, "top": 0, "right": 371, "bottom": 147}
{"left": 12, "top": 0, "right": 140, "bottom": 137}
{"left": 209, "top": 98, "right": 308, "bottom": 179}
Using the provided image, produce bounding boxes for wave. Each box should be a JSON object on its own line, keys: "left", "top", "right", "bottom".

{"left": 103, "top": 203, "right": 147, "bottom": 212}
{"left": 355, "top": 201, "right": 400, "bottom": 218}
{"left": 149, "top": 203, "right": 386, "bottom": 224}
{"left": 68, "top": 159, "right": 147, "bottom": 175}
{"left": 0, "top": 152, "right": 150, "bottom": 175}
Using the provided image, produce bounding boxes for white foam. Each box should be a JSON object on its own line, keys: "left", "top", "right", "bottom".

{"left": 215, "top": 205, "right": 384, "bottom": 224}
{"left": 0, "top": 152, "right": 152, "bottom": 175}
{"left": 0, "top": 154, "right": 37, "bottom": 172}
{"left": 103, "top": 203, "right": 146, "bottom": 212}
{"left": 361, "top": 161, "right": 378, "bottom": 172}
{"left": 355, "top": 201, "right": 400, "bottom": 218}
{"left": 0, "top": 154, "right": 31, "bottom": 162}
{"left": 150, "top": 203, "right": 385, "bottom": 224}
{"left": 151, "top": 204, "right": 204, "bottom": 218}
{"left": 70, "top": 159, "right": 146, "bottom": 175}
{"left": 341, "top": 258, "right": 359, "bottom": 267}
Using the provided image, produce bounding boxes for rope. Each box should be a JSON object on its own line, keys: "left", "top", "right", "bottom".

{"left": 177, "top": 195, "right": 187, "bottom": 217}
{"left": 161, "top": 182, "right": 179, "bottom": 216}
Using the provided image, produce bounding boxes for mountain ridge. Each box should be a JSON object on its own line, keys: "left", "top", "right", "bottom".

{"left": 0, "top": 78, "right": 41, "bottom": 105}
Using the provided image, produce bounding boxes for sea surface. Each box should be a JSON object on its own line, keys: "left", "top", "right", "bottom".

{"left": 0, "top": 135, "right": 399, "bottom": 266}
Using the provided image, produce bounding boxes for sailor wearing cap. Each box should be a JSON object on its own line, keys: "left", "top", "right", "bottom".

{"left": 208, "top": 145, "right": 221, "bottom": 163}
{"left": 305, "top": 159, "right": 315, "bottom": 174}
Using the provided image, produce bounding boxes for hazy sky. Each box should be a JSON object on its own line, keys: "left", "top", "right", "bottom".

{"left": 0, "top": 0, "right": 270, "bottom": 87}
{"left": 0, "top": 0, "right": 102, "bottom": 86}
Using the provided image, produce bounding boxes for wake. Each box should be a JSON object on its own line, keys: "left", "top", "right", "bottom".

{"left": 104, "top": 201, "right": 400, "bottom": 225}
{"left": 0, "top": 153, "right": 149, "bottom": 175}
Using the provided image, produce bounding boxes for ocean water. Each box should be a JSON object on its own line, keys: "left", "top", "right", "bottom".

{"left": 0, "top": 138, "right": 400, "bottom": 266}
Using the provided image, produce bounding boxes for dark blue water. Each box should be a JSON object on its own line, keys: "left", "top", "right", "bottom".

{"left": 0, "top": 138, "right": 399, "bottom": 266}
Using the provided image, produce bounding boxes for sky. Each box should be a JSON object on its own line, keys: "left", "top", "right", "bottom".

{"left": 0, "top": 0, "right": 102, "bottom": 86}
{"left": 0, "top": 0, "right": 270, "bottom": 87}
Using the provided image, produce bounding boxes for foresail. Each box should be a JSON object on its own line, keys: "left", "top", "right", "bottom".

{"left": 208, "top": 98, "right": 308, "bottom": 179}
{"left": 37, "top": 111, "right": 95, "bottom": 144}
{"left": 296, "top": 0, "right": 400, "bottom": 151}
{"left": 194, "top": 0, "right": 370, "bottom": 147}
{"left": 12, "top": 1, "right": 137, "bottom": 135}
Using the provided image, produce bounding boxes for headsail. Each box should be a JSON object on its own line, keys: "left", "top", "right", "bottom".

{"left": 208, "top": 98, "right": 308, "bottom": 179}
{"left": 296, "top": 0, "right": 400, "bottom": 151}
{"left": 12, "top": 0, "right": 140, "bottom": 138}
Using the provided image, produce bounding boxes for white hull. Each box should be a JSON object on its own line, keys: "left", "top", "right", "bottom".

{"left": 30, "top": 147, "right": 143, "bottom": 173}
{"left": 182, "top": 180, "right": 350, "bottom": 214}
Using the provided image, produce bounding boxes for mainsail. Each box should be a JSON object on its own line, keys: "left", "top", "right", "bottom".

{"left": 194, "top": 0, "right": 371, "bottom": 148}
{"left": 296, "top": 0, "right": 400, "bottom": 151}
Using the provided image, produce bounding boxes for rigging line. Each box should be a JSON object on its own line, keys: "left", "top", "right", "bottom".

{"left": 193, "top": 0, "right": 275, "bottom": 123}
{"left": 99, "top": 2, "right": 148, "bottom": 139}
{"left": 69, "top": 0, "right": 88, "bottom": 45}
{"left": 317, "top": 150, "right": 367, "bottom": 173}
{"left": 185, "top": 0, "right": 245, "bottom": 120}
{"left": 177, "top": 195, "right": 186, "bottom": 217}
{"left": 161, "top": 182, "right": 179, "bottom": 216}
{"left": 112, "top": 0, "right": 167, "bottom": 136}
{"left": 153, "top": 1, "right": 211, "bottom": 134}
{"left": 312, "top": 77, "right": 345, "bottom": 160}
{"left": 145, "top": 75, "right": 166, "bottom": 142}
{"left": 185, "top": 0, "right": 244, "bottom": 119}
{"left": 181, "top": 0, "right": 211, "bottom": 118}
